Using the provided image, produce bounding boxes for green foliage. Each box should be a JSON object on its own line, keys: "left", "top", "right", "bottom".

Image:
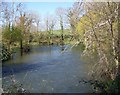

{"left": 2, "top": 26, "right": 11, "bottom": 41}
{"left": 3, "top": 26, "right": 22, "bottom": 43}
{"left": 1, "top": 44, "right": 11, "bottom": 62}
{"left": 79, "top": 78, "right": 118, "bottom": 93}
{"left": 76, "top": 2, "right": 119, "bottom": 93}
{"left": 11, "top": 26, "right": 22, "bottom": 42}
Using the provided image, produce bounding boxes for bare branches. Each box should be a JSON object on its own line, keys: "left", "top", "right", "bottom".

{"left": 79, "top": 2, "right": 119, "bottom": 81}
{"left": 67, "top": 2, "right": 83, "bottom": 34}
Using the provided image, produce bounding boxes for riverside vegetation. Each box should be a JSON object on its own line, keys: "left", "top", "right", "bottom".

{"left": 1, "top": 1, "right": 120, "bottom": 93}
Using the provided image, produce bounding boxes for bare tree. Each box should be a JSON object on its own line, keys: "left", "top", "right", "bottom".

{"left": 44, "top": 15, "right": 56, "bottom": 45}
{"left": 67, "top": 2, "right": 83, "bottom": 37}
{"left": 1, "top": 2, "right": 25, "bottom": 52}
{"left": 56, "top": 7, "right": 66, "bottom": 45}
{"left": 79, "top": 2, "right": 119, "bottom": 83}
{"left": 15, "top": 4, "right": 35, "bottom": 54}
{"left": 33, "top": 13, "right": 41, "bottom": 32}
{"left": 1, "top": 2, "right": 11, "bottom": 26}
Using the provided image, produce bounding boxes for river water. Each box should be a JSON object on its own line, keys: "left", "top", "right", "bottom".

{"left": 2, "top": 45, "right": 93, "bottom": 93}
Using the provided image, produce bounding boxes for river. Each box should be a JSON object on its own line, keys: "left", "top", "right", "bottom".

{"left": 2, "top": 45, "right": 93, "bottom": 93}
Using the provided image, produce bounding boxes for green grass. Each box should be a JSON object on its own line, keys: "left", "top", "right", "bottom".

{"left": 40, "top": 29, "right": 72, "bottom": 36}
{"left": 52, "top": 29, "right": 71, "bottom": 36}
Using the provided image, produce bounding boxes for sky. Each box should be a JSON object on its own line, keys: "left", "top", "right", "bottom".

{"left": 23, "top": 2, "right": 74, "bottom": 30}
{"left": 0, "top": 2, "right": 74, "bottom": 30}
{"left": 25, "top": 2, "right": 74, "bottom": 17}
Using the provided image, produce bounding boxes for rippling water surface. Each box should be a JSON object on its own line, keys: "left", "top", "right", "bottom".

{"left": 2, "top": 45, "right": 93, "bottom": 93}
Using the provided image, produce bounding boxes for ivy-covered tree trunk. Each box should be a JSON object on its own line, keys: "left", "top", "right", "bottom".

{"left": 60, "top": 16, "right": 64, "bottom": 45}
{"left": 19, "top": 13, "right": 25, "bottom": 56}
{"left": 117, "top": 2, "right": 120, "bottom": 93}
{"left": 48, "top": 31, "right": 51, "bottom": 45}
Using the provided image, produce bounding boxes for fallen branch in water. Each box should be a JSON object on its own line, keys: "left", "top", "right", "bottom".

{"left": 60, "top": 41, "right": 80, "bottom": 54}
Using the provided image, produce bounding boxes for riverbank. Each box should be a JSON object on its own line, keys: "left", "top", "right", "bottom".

{"left": 2, "top": 33, "right": 83, "bottom": 62}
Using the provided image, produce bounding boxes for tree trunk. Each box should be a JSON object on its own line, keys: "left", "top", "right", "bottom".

{"left": 60, "top": 17, "right": 64, "bottom": 45}
{"left": 61, "top": 26, "right": 64, "bottom": 45}
{"left": 118, "top": 2, "right": 120, "bottom": 76}
{"left": 116, "top": 2, "right": 120, "bottom": 93}
{"left": 48, "top": 31, "right": 51, "bottom": 45}
{"left": 20, "top": 39, "right": 23, "bottom": 56}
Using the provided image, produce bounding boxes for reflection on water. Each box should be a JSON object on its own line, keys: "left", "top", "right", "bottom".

{"left": 2, "top": 45, "right": 93, "bottom": 93}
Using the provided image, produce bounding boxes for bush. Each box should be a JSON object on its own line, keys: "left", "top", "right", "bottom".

{"left": 1, "top": 44, "right": 11, "bottom": 62}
